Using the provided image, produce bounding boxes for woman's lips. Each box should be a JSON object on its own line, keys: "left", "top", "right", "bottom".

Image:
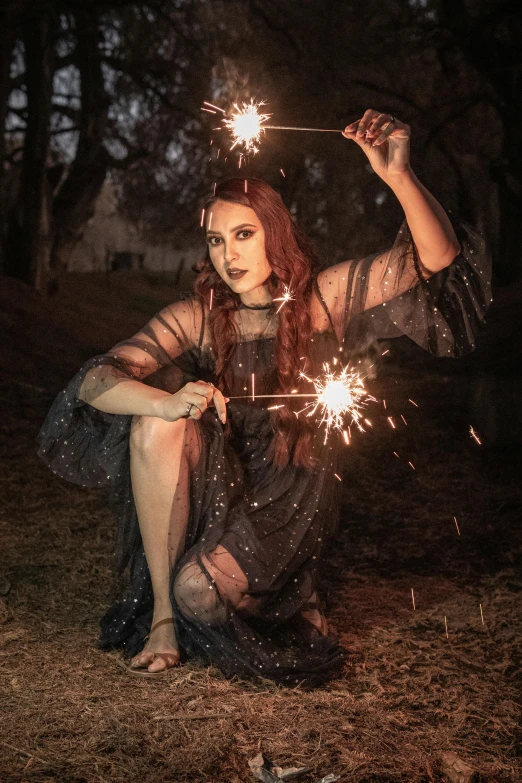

{"left": 227, "top": 269, "right": 247, "bottom": 280}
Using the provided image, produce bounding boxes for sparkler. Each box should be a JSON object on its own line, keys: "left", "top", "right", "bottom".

{"left": 222, "top": 100, "right": 271, "bottom": 153}
{"left": 203, "top": 99, "right": 343, "bottom": 154}
{"left": 228, "top": 362, "right": 368, "bottom": 441}
{"left": 298, "top": 363, "right": 368, "bottom": 440}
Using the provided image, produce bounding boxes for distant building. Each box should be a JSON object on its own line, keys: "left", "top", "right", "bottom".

{"left": 68, "top": 181, "right": 200, "bottom": 273}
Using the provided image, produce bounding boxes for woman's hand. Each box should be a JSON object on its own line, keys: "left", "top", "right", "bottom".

{"left": 159, "top": 380, "right": 229, "bottom": 424}
{"left": 342, "top": 109, "right": 411, "bottom": 181}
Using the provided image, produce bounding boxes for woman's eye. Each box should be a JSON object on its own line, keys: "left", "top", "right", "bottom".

{"left": 238, "top": 230, "right": 253, "bottom": 239}
{"left": 208, "top": 237, "right": 221, "bottom": 246}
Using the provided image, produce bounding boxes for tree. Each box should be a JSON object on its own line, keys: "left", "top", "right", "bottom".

{"left": 1, "top": 0, "right": 210, "bottom": 292}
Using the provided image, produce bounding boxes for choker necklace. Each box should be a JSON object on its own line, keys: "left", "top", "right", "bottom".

{"left": 239, "top": 301, "right": 274, "bottom": 310}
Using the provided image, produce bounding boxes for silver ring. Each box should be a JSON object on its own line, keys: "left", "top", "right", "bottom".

{"left": 186, "top": 403, "right": 193, "bottom": 416}
{"left": 381, "top": 114, "right": 396, "bottom": 132}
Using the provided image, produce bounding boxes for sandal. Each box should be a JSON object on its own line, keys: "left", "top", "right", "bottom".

{"left": 127, "top": 618, "right": 180, "bottom": 678}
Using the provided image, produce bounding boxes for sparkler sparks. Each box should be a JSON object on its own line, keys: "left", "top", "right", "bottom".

{"left": 273, "top": 285, "right": 295, "bottom": 313}
{"left": 453, "top": 516, "right": 460, "bottom": 535}
{"left": 469, "top": 426, "right": 482, "bottom": 445}
{"left": 411, "top": 588, "right": 416, "bottom": 610}
{"left": 299, "top": 362, "right": 368, "bottom": 440}
{"left": 223, "top": 99, "right": 271, "bottom": 154}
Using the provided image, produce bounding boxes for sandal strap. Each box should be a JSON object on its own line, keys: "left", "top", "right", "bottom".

{"left": 149, "top": 617, "right": 175, "bottom": 635}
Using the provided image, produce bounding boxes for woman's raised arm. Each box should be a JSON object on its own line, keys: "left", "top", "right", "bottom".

{"left": 316, "top": 109, "right": 491, "bottom": 354}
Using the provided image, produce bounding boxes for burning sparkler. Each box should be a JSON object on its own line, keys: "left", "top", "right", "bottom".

{"left": 223, "top": 99, "right": 271, "bottom": 154}
{"left": 202, "top": 98, "right": 343, "bottom": 154}
{"left": 298, "top": 362, "right": 368, "bottom": 440}
{"left": 228, "top": 362, "right": 368, "bottom": 442}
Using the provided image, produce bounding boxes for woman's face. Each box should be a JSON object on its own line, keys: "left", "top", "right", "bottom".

{"left": 206, "top": 200, "right": 272, "bottom": 296}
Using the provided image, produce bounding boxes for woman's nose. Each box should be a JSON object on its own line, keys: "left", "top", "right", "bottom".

{"left": 224, "top": 241, "right": 239, "bottom": 263}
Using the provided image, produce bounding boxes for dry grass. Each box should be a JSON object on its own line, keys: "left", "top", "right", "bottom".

{"left": 0, "top": 272, "right": 521, "bottom": 783}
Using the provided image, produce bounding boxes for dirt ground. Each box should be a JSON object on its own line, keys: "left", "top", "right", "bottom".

{"left": 1, "top": 271, "right": 521, "bottom": 783}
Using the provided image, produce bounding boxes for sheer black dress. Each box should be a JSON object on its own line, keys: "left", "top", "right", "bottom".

{"left": 37, "top": 222, "right": 491, "bottom": 686}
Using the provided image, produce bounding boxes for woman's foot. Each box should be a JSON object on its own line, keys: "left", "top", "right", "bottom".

{"left": 129, "top": 616, "right": 180, "bottom": 673}
{"left": 301, "top": 593, "right": 329, "bottom": 636}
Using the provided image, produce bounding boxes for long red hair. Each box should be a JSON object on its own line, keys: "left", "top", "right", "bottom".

{"left": 194, "top": 177, "right": 319, "bottom": 469}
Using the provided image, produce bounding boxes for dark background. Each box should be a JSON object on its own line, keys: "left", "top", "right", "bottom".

{"left": 1, "top": 2, "right": 522, "bottom": 782}
{"left": 1, "top": 0, "right": 521, "bottom": 290}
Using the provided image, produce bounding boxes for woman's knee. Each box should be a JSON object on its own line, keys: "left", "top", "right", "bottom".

{"left": 130, "top": 414, "right": 187, "bottom": 456}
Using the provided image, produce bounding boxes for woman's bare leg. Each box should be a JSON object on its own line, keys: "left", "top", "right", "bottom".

{"left": 128, "top": 415, "right": 196, "bottom": 672}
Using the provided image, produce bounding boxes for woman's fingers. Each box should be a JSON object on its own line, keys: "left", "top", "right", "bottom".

{"left": 186, "top": 381, "right": 229, "bottom": 423}
{"left": 212, "top": 388, "right": 228, "bottom": 424}
{"left": 343, "top": 110, "right": 397, "bottom": 142}
{"left": 356, "top": 109, "right": 377, "bottom": 138}
{"left": 182, "top": 390, "right": 209, "bottom": 419}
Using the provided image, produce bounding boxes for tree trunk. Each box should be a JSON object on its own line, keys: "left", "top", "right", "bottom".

{"left": 0, "top": 7, "right": 18, "bottom": 276}
{"left": 50, "top": 8, "right": 110, "bottom": 287}
{"left": 5, "top": 11, "right": 55, "bottom": 290}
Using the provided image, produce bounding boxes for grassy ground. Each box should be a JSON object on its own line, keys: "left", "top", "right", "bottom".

{"left": 1, "top": 272, "right": 521, "bottom": 783}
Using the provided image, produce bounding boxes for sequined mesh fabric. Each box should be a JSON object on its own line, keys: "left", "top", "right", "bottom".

{"left": 37, "top": 221, "right": 491, "bottom": 685}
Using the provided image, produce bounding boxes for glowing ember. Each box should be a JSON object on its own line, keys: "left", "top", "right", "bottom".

{"left": 273, "top": 285, "right": 295, "bottom": 313}
{"left": 334, "top": 473, "right": 342, "bottom": 482}
{"left": 469, "top": 425, "right": 482, "bottom": 445}
{"left": 299, "top": 362, "right": 368, "bottom": 440}
{"left": 223, "top": 99, "right": 271, "bottom": 153}
{"left": 453, "top": 516, "right": 460, "bottom": 535}
{"left": 479, "top": 603, "right": 484, "bottom": 626}
{"left": 411, "top": 588, "right": 416, "bottom": 610}
{"left": 444, "top": 616, "right": 449, "bottom": 638}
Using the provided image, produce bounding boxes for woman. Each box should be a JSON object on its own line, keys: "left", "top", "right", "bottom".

{"left": 37, "top": 110, "right": 491, "bottom": 685}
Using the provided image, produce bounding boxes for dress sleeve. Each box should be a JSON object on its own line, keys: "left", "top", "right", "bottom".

{"left": 36, "top": 297, "right": 203, "bottom": 488}
{"left": 316, "top": 219, "right": 492, "bottom": 357}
